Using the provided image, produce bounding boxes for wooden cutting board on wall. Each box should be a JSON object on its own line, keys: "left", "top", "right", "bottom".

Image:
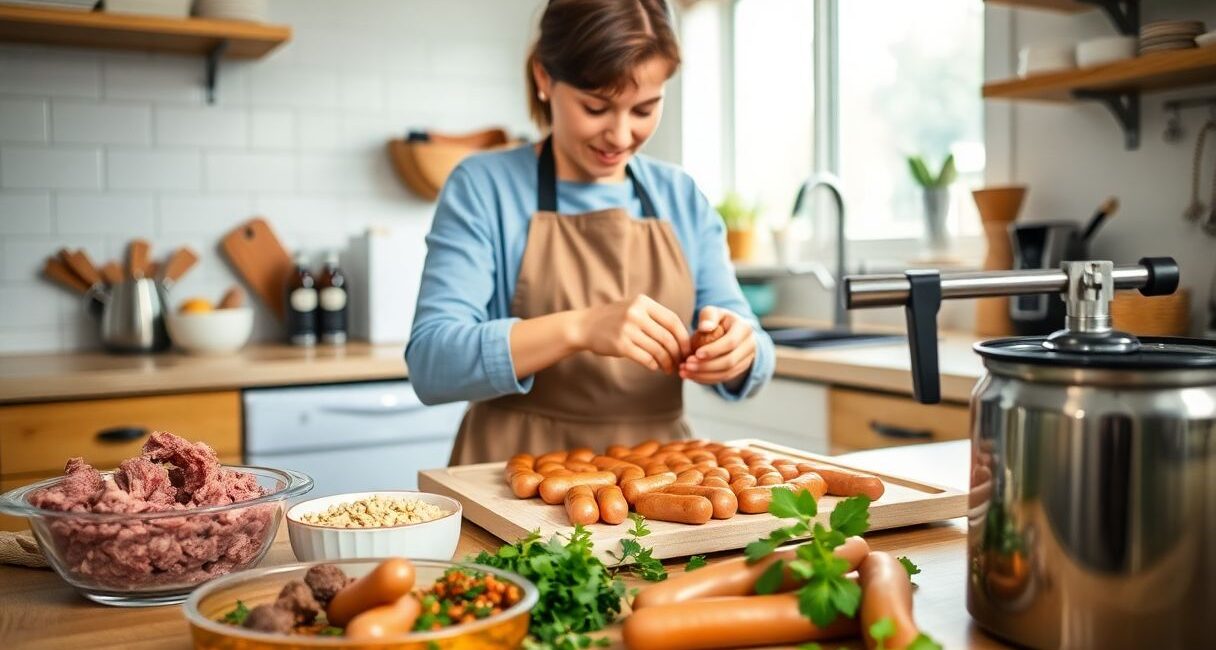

{"left": 220, "top": 217, "right": 292, "bottom": 322}
{"left": 419, "top": 439, "right": 968, "bottom": 563}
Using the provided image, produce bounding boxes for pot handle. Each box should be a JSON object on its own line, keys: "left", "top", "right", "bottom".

{"left": 904, "top": 270, "right": 942, "bottom": 405}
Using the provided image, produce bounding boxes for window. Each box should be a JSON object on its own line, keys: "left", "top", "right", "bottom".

{"left": 680, "top": 0, "right": 985, "bottom": 246}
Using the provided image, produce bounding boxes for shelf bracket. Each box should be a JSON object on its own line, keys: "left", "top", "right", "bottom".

{"left": 1074, "top": 90, "right": 1140, "bottom": 150}
{"left": 205, "top": 39, "right": 229, "bottom": 105}
{"left": 1077, "top": 0, "right": 1139, "bottom": 36}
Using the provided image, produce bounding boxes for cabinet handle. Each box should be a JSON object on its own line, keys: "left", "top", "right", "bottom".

{"left": 95, "top": 426, "right": 148, "bottom": 443}
{"left": 868, "top": 421, "right": 933, "bottom": 440}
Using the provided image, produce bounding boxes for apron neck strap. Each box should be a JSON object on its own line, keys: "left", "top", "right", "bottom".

{"left": 537, "top": 137, "right": 658, "bottom": 218}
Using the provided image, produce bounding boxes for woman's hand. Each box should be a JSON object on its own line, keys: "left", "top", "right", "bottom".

{"left": 680, "top": 306, "right": 756, "bottom": 386}
{"left": 576, "top": 294, "right": 691, "bottom": 374}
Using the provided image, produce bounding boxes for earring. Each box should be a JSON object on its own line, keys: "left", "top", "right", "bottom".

{"left": 538, "top": 91, "right": 548, "bottom": 102}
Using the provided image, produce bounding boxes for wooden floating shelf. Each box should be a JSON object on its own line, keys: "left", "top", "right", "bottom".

{"left": 0, "top": 4, "right": 290, "bottom": 59}
{"left": 984, "top": 0, "right": 1094, "bottom": 14}
{"left": 984, "top": 48, "right": 1216, "bottom": 102}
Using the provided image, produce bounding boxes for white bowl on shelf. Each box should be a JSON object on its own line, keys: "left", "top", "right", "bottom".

{"left": 286, "top": 491, "right": 463, "bottom": 562}
{"left": 194, "top": 0, "right": 269, "bottom": 22}
{"left": 165, "top": 307, "right": 254, "bottom": 355}
{"left": 1018, "top": 44, "right": 1077, "bottom": 77}
{"left": 1197, "top": 31, "right": 1216, "bottom": 48}
{"left": 1076, "top": 35, "right": 1137, "bottom": 67}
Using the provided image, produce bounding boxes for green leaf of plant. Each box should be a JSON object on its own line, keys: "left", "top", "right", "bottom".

{"left": 797, "top": 579, "right": 838, "bottom": 628}
{"left": 768, "top": 486, "right": 803, "bottom": 519}
{"left": 627, "top": 512, "right": 651, "bottom": 538}
{"left": 870, "top": 617, "right": 895, "bottom": 645}
{"left": 907, "top": 633, "right": 945, "bottom": 650}
{"left": 829, "top": 577, "right": 862, "bottom": 618}
{"left": 907, "top": 156, "right": 934, "bottom": 187}
{"left": 829, "top": 496, "right": 871, "bottom": 537}
{"left": 935, "top": 154, "right": 957, "bottom": 187}
{"left": 684, "top": 555, "right": 707, "bottom": 571}
{"left": 795, "top": 486, "right": 819, "bottom": 517}
{"left": 754, "top": 560, "right": 785, "bottom": 595}
{"left": 898, "top": 556, "right": 922, "bottom": 577}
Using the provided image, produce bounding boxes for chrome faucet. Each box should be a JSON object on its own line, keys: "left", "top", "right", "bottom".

{"left": 791, "top": 173, "right": 849, "bottom": 330}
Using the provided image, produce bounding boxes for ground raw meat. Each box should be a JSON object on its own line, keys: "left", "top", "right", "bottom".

{"left": 244, "top": 603, "right": 295, "bottom": 634}
{"left": 26, "top": 431, "right": 275, "bottom": 591}
{"left": 304, "top": 563, "right": 349, "bottom": 606}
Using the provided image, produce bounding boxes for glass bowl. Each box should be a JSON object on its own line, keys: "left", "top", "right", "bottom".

{"left": 0, "top": 465, "right": 313, "bottom": 607}
{"left": 183, "top": 559, "right": 539, "bottom": 649}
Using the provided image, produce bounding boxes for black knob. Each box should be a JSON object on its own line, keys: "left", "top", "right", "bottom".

{"left": 95, "top": 426, "right": 148, "bottom": 443}
{"left": 1138, "top": 257, "right": 1180, "bottom": 296}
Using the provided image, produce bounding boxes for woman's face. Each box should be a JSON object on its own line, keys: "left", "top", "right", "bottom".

{"left": 535, "top": 57, "right": 669, "bottom": 183}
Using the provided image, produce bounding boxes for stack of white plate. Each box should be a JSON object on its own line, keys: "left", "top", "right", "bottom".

{"left": 194, "top": 0, "right": 268, "bottom": 22}
{"left": 1139, "top": 20, "right": 1205, "bottom": 54}
{"left": 2, "top": 0, "right": 98, "bottom": 10}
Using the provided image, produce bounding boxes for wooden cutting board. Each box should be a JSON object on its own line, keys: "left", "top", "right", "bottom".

{"left": 220, "top": 217, "right": 293, "bottom": 321}
{"left": 418, "top": 439, "right": 967, "bottom": 563}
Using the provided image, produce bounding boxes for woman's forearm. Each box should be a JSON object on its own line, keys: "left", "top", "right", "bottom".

{"left": 509, "top": 310, "right": 586, "bottom": 378}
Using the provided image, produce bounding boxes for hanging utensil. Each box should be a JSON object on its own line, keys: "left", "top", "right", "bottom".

{"left": 126, "top": 239, "right": 151, "bottom": 281}
{"left": 1080, "top": 196, "right": 1118, "bottom": 243}
{"left": 160, "top": 246, "right": 199, "bottom": 288}
{"left": 42, "top": 257, "right": 90, "bottom": 295}
{"left": 99, "top": 261, "right": 124, "bottom": 287}
{"left": 1185, "top": 120, "right": 1216, "bottom": 221}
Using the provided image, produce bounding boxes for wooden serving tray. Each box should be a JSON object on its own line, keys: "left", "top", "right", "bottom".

{"left": 418, "top": 439, "right": 967, "bottom": 562}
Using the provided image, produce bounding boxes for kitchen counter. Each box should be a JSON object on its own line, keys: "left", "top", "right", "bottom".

{"left": 0, "top": 441, "right": 1008, "bottom": 649}
{"left": 0, "top": 332, "right": 984, "bottom": 404}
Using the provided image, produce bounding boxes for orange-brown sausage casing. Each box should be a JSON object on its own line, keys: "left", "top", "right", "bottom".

{"left": 344, "top": 593, "right": 423, "bottom": 640}
{"left": 635, "top": 493, "right": 712, "bottom": 525}
{"left": 326, "top": 558, "right": 417, "bottom": 627}
{"left": 623, "top": 593, "right": 858, "bottom": 650}
{"left": 859, "top": 551, "right": 918, "bottom": 649}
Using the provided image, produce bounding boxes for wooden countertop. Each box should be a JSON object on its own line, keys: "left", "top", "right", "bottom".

{"left": 0, "top": 332, "right": 984, "bottom": 404}
{"left": 0, "top": 441, "right": 1009, "bottom": 649}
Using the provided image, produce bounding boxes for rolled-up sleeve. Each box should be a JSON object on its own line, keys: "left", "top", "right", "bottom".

{"left": 405, "top": 166, "right": 533, "bottom": 405}
{"left": 690, "top": 187, "right": 776, "bottom": 401}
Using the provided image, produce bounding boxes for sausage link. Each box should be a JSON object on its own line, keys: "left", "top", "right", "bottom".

{"left": 344, "top": 594, "right": 422, "bottom": 640}
{"left": 687, "top": 450, "right": 717, "bottom": 463}
{"left": 748, "top": 464, "right": 778, "bottom": 478}
{"left": 538, "top": 471, "right": 617, "bottom": 505}
{"left": 660, "top": 485, "right": 738, "bottom": 519}
{"left": 633, "top": 536, "right": 870, "bottom": 610}
{"left": 327, "top": 558, "right": 416, "bottom": 627}
{"left": 563, "top": 460, "right": 599, "bottom": 473}
{"left": 564, "top": 484, "right": 600, "bottom": 526}
{"left": 508, "top": 470, "right": 544, "bottom": 498}
{"left": 774, "top": 463, "right": 801, "bottom": 481}
{"left": 795, "top": 462, "right": 886, "bottom": 500}
{"left": 568, "top": 447, "right": 596, "bottom": 463}
{"left": 674, "top": 469, "right": 704, "bottom": 485}
{"left": 859, "top": 551, "right": 919, "bottom": 649}
{"left": 606, "top": 444, "right": 632, "bottom": 459}
{"left": 728, "top": 475, "right": 757, "bottom": 493}
{"left": 701, "top": 477, "right": 730, "bottom": 489}
{"left": 622, "top": 472, "right": 677, "bottom": 505}
{"left": 612, "top": 465, "right": 646, "bottom": 484}
{"left": 702, "top": 466, "right": 730, "bottom": 482}
{"left": 623, "top": 593, "right": 858, "bottom": 650}
{"left": 632, "top": 440, "right": 662, "bottom": 457}
{"left": 536, "top": 461, "right": 568, "bottom": 476}
{"left": 786, "top": 471, "right": 829, "bottom": 499}
{"left": 645, "top": 462, "right": 673, "bottom": 476}
{"left": 635, "top": 493, "right": 712, "bottom": 525}
{"left": 534, "top": 450, "right": 568, "bottom": 465}
{"left": 756, "top": 472, "right": 785, "bottom": 486}
{"left": 596, "top": 485, "right": 629, "bottom": 525}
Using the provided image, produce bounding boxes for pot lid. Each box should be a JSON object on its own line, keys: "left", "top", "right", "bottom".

{"left": 975, "top": 336, "right": 1216, "bottom": 369}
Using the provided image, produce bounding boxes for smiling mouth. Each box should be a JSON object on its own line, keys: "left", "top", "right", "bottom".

{"left": 591, "top": 145, "right": 627, "bottom": 164}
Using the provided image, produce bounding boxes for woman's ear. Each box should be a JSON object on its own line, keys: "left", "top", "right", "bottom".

{"left": 532, "top": 59, "right": 552, "bottom": 102}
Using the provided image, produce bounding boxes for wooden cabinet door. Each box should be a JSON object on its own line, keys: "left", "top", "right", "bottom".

{"left": 829, "top": 387, "right": 970, "bottom": 453}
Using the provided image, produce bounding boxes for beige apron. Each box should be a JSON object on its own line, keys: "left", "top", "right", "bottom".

{"left": 449, "top": 138, "right": 695, "bottom": 465}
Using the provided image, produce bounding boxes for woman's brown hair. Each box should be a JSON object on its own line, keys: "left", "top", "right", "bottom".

{"left": 526, "top": 0, "right": 681, "bottom": 128}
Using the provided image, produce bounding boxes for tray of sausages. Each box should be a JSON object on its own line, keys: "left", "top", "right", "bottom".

{"left": 419, "top": 439, "right": 965, "bottom": 562}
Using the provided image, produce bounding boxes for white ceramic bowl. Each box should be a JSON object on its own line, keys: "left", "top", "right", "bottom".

{"left": 1076, "top": 35, "right": 1137, "bottom": 67}
{"left": 1018, "top": 44, "right": 1077, "bottom": 77}
{"left": 166, "top": 307, "right": 254, "bottom": 355}
{"left": 1197, "top": 31, "right": 1216, "bottom": 48}
{"left": 286, "top": 491, "right": 462, "bottom": 562}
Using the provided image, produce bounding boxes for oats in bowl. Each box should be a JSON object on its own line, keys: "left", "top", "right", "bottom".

{"left": 299, "top": 494, "right": 449, "bottom": 528}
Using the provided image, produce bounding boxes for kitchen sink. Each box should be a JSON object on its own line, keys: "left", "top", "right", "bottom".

{"left": 763, "top": 326, "right": 904, "bottom": 349}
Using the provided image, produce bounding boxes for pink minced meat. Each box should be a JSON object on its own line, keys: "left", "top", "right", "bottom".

{"left": 27, "top": 432, "right": 274, "bottom": 591}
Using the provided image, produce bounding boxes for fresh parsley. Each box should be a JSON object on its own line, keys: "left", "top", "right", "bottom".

{"left": 870, "top": 617, "right": 945, "bottom": 650}
{"left": 684, "top": 555, "right": 707, "bottom": 571}
{"left": 220, "top": 600, "right": 250, "bottom": 626}
{"left": 898, "top": 556, "right": 922, "bottom": 577}
{"left": 607, "top": 513, "right": 667, "bottom": 582}
{"left": 473, "top": 526, "right": 625, "bottom": 649}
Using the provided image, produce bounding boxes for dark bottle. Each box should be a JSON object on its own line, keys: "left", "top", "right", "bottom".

{"left": 317, "top": 250, "right": 348, "bottom": 345}
{"left": 285, "top": 252, "right": 318, "bottom": 346}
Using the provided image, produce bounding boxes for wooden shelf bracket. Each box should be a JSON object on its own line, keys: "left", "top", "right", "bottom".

{"left": 1077, "top": 0, "right": 1139, "bottom": 36}
{"left": 205, "top": 39, "right": 229, "bottom": 104}
{"left": 1074, "top": 89, "right": 1140, "bottom": 149}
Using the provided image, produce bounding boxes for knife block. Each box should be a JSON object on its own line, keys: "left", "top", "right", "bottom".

{"left": 972, "top": 187, "right": 1026, "bottom": 336}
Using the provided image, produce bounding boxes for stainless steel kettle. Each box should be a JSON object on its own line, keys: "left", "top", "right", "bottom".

{"left": 844, "top": 257, "right": 1215, "bottom": 649}
{"left": 99, "top": 278, "right": 170, "bottom": 353}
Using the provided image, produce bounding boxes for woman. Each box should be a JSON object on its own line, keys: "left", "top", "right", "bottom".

{"left": 407, "top": 0, "right": 776, "bottom": 465}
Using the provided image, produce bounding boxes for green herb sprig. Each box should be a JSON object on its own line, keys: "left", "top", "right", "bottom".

{"left": 607, "top": 513, "right": 667, "bottom": 582}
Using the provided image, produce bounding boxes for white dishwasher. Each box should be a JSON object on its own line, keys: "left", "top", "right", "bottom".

{"left": 244, "top": 381, "right": 465, "bottom": 497}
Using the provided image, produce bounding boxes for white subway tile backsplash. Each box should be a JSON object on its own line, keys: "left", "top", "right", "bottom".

{"left": 107, "top": 149, "right": 202, "bottom": 190}
{"left": 205, "top": 152, "right": 296, "bottom": 192}
{"left": 250, "top": 109, "right": 296, "bottom": 149}
{"left": 0, "top": 192, "right": 53, "bottom": 235}
{"left": 52, "top": 101, "right": 152, "bottom": 145}
{"left": 0, "top": 98, "right": 48, "bottom": 143}
{"left": 0, "top": 0, "right": 539, "bottom": 353}
{"left": 0, "top": 286, "right": 58, "bottom": 328}
{"left": 1, "top": 146, "right": 102, "bottom": 190}
{"left": 0, "top": 48, "right": 101, "bottom": 98}
{"left": 158, "top": 194, "right": 254, "bottom": 236}
{"left": 56, "top": 193, "right": 155, "bottom": 235}
{"left": 155, "top": 106, "right": 248, "bottom": 148}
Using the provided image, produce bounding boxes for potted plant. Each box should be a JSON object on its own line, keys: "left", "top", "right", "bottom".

{"left": 716, "top": 192, "right": 761, "bottom": 261}
{"left": 907, "top": 153, "right": 958, "bottom": 253}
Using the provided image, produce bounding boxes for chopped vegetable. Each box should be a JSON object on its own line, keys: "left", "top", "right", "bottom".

{"left": 684, "top": 555, "right": 707, "bottom": 571}
{"left": 220, "top": 600, "right": 250, "bottom": 626}
{"left": 898, "top": 556, "right": 921, "bottom": 577}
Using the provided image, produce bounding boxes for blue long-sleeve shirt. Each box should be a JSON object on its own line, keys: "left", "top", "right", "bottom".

{"left": 406, "top": 144, "right": 775, "bottom": 407}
